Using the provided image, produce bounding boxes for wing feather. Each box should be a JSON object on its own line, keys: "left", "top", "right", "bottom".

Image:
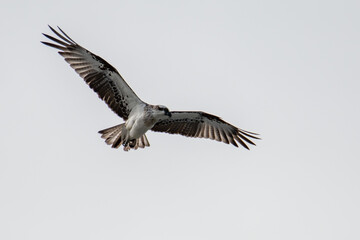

{"left": 42, "top": 26, "right": 143, "bottom": 120}
{"left": 151, "top": 111, "right": 259, "bottom": 149}
{"left": 219, "top": 129, "right": 229, "bottom": 144}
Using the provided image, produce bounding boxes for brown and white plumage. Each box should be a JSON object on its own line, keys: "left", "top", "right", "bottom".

{"left": 42, "top": 25, "right": 142, "bottom": 120}
{"left": 42, "top": 26, "right": 259, "bottom": 151}
{"left": 152, "top": 111, "right": 258, "bottom": 149}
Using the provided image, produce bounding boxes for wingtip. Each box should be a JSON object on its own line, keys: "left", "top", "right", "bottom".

{"left": 40, "top": 40, "right": 50, "bottom": 46}
{"left": 42, "top": 33, "right": 51, "bottom": 38}
{"left": 48, "top": 25, "right": 56, "bottom": 32}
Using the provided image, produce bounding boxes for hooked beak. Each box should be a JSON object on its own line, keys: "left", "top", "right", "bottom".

{"left": 166, "top": 111, "right": 172, "bottom": 117}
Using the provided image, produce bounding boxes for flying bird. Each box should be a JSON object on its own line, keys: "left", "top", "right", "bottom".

{"left": 42, "top": 26, "right": 259, "bottom": 151}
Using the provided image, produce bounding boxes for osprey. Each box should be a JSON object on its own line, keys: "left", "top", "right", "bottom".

{"left": 42, "top": 26, "right": 259, "bottom": 151}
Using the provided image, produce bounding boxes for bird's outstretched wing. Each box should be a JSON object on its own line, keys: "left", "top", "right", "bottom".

{"left": 151, "top": 111, "right": 259, "bottom": 149}
{"left": 41, "top": 26, "right": 143, "bottom": 120}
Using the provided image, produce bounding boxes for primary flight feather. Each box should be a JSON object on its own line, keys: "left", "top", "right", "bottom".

{"left": 42, "top": 26, "right": 259, "bottom": 151}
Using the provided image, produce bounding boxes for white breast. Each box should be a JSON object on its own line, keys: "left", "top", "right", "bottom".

{"left": 125, "top": 104, "right": 154, "bottom": 139}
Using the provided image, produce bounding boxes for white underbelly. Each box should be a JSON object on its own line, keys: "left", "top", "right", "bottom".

{"left": 125, "top": 105, "right": 156, "bottom": 140}
{"left": 129, "top": 120, "right": 150, "bottom": 139}
{"left": 126, "top": 116, "right": 156, "bottom": 140}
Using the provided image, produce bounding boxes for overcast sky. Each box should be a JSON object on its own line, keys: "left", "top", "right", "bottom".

{"left": 1, "top": 0, "right": 360, "bottom": 239}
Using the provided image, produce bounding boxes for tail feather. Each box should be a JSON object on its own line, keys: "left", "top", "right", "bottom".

{"left": 137, "top": 134, "right": 150, "bottom": 149}
{"left": 141, "top": 135, "right": 150, "bottom": 148}
{"left": 98, "top": 124, "right": 150, "bottom": 151}
{"left": 98, "top": 124, "right": 123, "bottom": 146}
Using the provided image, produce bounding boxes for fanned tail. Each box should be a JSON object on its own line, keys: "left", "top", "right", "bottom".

{"left": 98, "top": 124, "right": 150, "bottom": 151}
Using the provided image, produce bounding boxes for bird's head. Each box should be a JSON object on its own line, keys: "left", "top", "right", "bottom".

{"left": 154, "top": 105, "right": 172, "bottom": 118}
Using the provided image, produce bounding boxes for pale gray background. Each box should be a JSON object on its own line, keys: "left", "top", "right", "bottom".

{"left": 1, "top": 0, "right": 359, "bottom": 239}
